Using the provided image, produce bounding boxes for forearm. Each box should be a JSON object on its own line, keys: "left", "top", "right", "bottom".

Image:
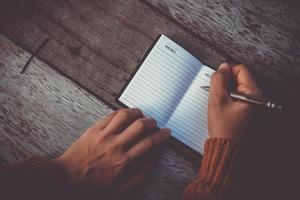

{"left": 183, "top": 138, "right": 238, "bottom": 200}
{"left": 0, "top": 156, "right": 71, "bottom": 200}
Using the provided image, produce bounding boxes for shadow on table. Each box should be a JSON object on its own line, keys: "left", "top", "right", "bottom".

{"left": 235, "top": 90, "right": 300, "bottom": 200}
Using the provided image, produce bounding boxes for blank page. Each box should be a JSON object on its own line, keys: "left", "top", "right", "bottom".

{"left": 118, "top": 34, "right": 214, "bottom": 154}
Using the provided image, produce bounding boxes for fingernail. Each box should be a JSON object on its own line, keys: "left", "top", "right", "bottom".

{"left": 161, "top": 128, "right": 171, "bottom": 138}
{"left": 149, "top": 117, "right": 156, "bottom": 121}
{"left": 148, "top": 118, "right": 157, "bottom": 125}
{"left": 219, "top": 63, "right": 230, "bottom": 70}
{"left": 132, "top": 108, "right": 144, "bottom": 116}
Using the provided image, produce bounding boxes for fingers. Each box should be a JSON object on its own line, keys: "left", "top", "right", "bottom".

{"left": 104, "top": 108, "right": 144, "bottom": 134}
{"left": 210, "top": 63, "right": 261, "bottom": 103}
{"left": 232, "top": 64, "right": 256, "bottom": 85}
{"left": 232, "top": 64, "right": 261, "bottom": 97}
{"left": 92, "top": 111, "right": 118, "bottom": 131}
{"left": 127, "top": 128, "right": 170, "bottom": 161}
{"left": 116, "top": 117, "right": 158, "bottom": 149}
{"left": 209, "top": 63, "right": 231, "bottom": 104}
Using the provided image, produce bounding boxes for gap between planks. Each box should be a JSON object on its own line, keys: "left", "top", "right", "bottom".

{"left": 0, "top": 34, "right": 199, "bottom": 200}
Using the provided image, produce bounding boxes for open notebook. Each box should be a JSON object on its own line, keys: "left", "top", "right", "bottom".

{"left": 117, "top": 34, "right": 215, "bottom": 154}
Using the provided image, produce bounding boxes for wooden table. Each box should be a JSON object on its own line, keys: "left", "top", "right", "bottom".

{"left": 1, "top": 0, "right": 299, "bottom": 199}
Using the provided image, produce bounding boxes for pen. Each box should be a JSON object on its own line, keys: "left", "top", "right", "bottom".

{"left": 200, "top": 86, "right": 283, "bottom": 110}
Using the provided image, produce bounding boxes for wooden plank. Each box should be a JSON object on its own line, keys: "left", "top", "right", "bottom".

{"left": 33, "top": 0, "right": 149, "bottom": 73}
{"left": 0, "top": 35, "right": 198, "bottom": 199}
{"left": 0, "top": 1, "right": 129, "bottom": 108}
{"left": 0, "top": 34, "right": 112, "bottom": 163}
{"left": 81, "top": 0, "right": 228, "bottom": 66}
{"left": 142, "top": 0, "right": 300, "bottom": 96}
{"left": 225, "top": 1, "right": 300, "bottom": 33}
{"left": 33, "top": 0, "right": 228, "bottom": 70}
{"left": 0, "top": 0, "right": 229, "bottom": 108}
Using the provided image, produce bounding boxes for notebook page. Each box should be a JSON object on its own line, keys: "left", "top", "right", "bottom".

{"left": 119, "top": 35, "right": 200, "bottom": 127}
{"left": 166, "top": 66, "right": 215, "bottom": 154}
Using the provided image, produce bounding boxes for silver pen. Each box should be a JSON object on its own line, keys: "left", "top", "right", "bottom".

{"left": 200, "top": 86, "right": 282, "bottom": 110}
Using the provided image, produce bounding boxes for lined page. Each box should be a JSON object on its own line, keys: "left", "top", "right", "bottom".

{"left": 119, "top": 34, "right": 215, "bottom": 154}
{"left": 119, "top": 35, "right": 200, "bottom": 127}
{"left": 166, "top": 66, "right": 214, "bottom": 154}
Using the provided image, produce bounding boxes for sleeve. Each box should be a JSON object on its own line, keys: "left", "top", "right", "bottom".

{"left": 182, "top": 138, "right": 239, "bottom": 200}
{"left": 0, "top": 156, "right": 72, "bottom": 200}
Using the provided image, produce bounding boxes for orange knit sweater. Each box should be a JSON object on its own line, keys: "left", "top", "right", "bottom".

{"left": 0, "top": 138, "right": 238, "bottom": 200}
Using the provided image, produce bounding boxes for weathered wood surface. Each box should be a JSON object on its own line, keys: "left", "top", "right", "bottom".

{"left": 0, "top": 34, "right": 112, "bottom": 163}
{"left": 0, "top": 0, "right": 228, "bottom": 108}
{"left": 143, "top": 0, "right": 300, "bottom": 98}
{"left": 1, "top": 0, "right": 299, "bottom": 198}
{"left": 0, "top": 35, "right": 198, "bottom": 199}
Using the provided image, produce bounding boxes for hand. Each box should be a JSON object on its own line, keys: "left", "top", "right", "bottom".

{"left": 208, "top": 63, "right": 261, "bottom": 141}
{"left": 54, "top": 108, "right": 170, "bottom": 198}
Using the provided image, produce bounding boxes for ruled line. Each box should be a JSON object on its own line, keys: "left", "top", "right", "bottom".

{"left": 119, "top": 35, "right": 215, "bottom": 154}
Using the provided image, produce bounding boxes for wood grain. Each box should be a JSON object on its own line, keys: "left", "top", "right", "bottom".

{"left": 0, "top": 0, "right": 228, "bottom": 108}
{"left": 0, "top": 35, "right": 198, "bottom": 200}
{"left": 0, "top": 34, "right": 112, "bottom": 163}
{"left": 0, "top": 0, "right": 129, "bottom": 108}
{"left": 142, "top": 0, "right": 300, "bottom": 97}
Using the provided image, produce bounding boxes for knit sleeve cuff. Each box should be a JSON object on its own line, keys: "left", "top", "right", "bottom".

{"left": 2, "top": 156, "right": 68, "bottom": 181}
{"left": 198, "top": 138, "right": 238, "bottom": 188}
{"left": 183, "top": 138, "right": 239, "bottom": 200}
{"left": 2, "top": 156, "right": 70, "bottom": 188}
{"left": 0, "top": 156, "right": 73, "bottom": 199}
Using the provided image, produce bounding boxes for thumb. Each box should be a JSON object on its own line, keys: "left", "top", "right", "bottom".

{"left": 209, "top": 63, "right": 231, "bottom": 104}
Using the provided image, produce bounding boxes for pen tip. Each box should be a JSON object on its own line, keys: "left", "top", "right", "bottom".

{"left": 200, "top": 86, "right": 210, "bottom": 92}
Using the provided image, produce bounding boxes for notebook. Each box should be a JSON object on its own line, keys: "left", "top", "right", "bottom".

{"left": 117, "top": 34, "right": 215, "bottom": 154}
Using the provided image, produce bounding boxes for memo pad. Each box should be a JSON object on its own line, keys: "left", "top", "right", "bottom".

{"left": 117, "top": 34, "right": 215, "bottom": 154}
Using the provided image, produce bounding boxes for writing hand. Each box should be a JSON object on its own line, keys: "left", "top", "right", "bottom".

{"left": 208, "top": 63, "right": 261, "bottom": 141}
